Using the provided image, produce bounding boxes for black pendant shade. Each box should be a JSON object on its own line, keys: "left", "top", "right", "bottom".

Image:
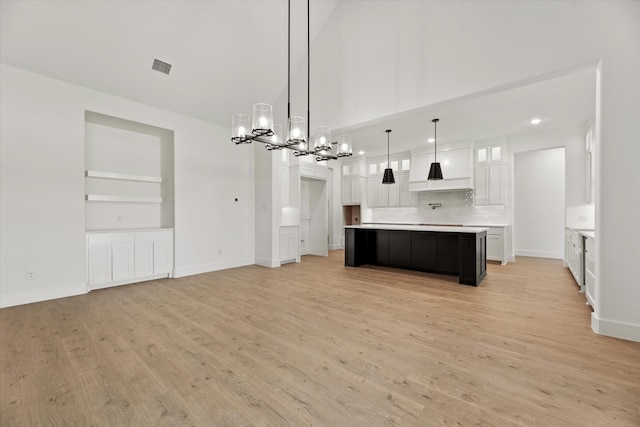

{"left": 382, "top": 129, "right": 395, "bottom": 184}
{"left": 428, "top": 162, "right": 443, "bottom": 180}
{"left": 428, "top": 118, "right": 443, "bottom": 180}
{"left": 382, "top": 168, "right": 395, "bottom": 184}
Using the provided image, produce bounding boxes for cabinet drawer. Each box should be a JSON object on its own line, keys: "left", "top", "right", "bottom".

{"left": 87, "top": 233, "right": 134, "bottom": 245}
{"left": 486, "top": 227, "right": 504, "bottom": 236}
{"left": 134, "top": 230, "right": 173, "bottom": 243}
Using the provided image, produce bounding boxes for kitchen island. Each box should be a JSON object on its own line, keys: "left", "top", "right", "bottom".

{"left": 345, "top": 224, "right": 488, "bottom": 286}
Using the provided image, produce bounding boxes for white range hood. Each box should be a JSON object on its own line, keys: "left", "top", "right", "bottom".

{"left": 408, "top": 144, "right": 474, "bottom": 192}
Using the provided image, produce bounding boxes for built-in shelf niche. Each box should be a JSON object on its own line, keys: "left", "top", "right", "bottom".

{"left": 84, "top": 111, "right": 174, "bottom": 231}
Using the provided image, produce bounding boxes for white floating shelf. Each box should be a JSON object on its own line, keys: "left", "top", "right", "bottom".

{"left": 85, "top": 170, "right": 162, "bottom": 183}
{"left": 86, "top": 195, "right": 163, "bottom": 203}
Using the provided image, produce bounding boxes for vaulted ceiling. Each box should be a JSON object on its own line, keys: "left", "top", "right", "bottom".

{"left": 0, "top": 0, "right": 338, "bottom": 126}
{"left": 1, "top": 0, "right": 595, "bottom": 156}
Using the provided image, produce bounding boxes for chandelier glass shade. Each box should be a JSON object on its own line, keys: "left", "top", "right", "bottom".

{"left": 336, "top": 134, "right": 352, "bottom": 157}
{"left": 230, "top": 0, "right": 351, "bottom": 162}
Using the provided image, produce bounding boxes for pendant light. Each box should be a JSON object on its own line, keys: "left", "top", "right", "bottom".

{"left": 382, "top": 129, "right": 395, "bottom": 184}
{"left": 428, "top": 118, "right": 443, "bottom": 180}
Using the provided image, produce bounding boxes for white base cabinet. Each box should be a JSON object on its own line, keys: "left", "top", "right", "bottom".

{"left": 565, "top": 228, "right": 586, "bottom": 293}
{"left": 87, "top": 229, "right": 173, "bottom": 290}
{"left": 584, "top": 235, "right": 595, "bottom": 307}
{"left": 279, "top": 226, "right": 299, "bottom": 264}
{"left": 485, "top": 227, "right": 507, "bottom": 264}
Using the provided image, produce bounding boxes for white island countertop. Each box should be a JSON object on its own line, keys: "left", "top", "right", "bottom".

{"left": 344, "top": 224, "right": 489, "bottom": 233}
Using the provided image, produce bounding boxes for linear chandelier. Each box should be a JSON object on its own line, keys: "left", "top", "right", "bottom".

{"left": 231, "top": 0, "right": 352, "bottom": 162}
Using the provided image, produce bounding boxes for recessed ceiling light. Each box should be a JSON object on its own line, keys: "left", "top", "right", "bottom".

{"left": 428, "top": 138, "right": 435, "bottom": 143}
{"left": 358, "top": 150, "right": 365, "bottom": 155}
{"left": 530, "top": 118, "right": 541, "bottom": 125}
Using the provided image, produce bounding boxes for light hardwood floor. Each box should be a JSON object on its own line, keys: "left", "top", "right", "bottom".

{"left": 1, "top": 252, "right": 639, "bottom": 426}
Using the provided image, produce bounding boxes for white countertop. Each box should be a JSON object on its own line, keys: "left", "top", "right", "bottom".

{"left": 579, "top": 230, "right": 595, "bottom": 239}
{"left": 86, "top": 227, "right": 174, "bottom": 234}
{"left": 463, "top": 224, "right": 509, "bottom": 228}
{"left": 345, "top": 224, "right": 489, "bottom": 233}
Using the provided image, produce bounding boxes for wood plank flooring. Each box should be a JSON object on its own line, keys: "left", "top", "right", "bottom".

{"left": 2, "top": 252, "right": 639, "bottom": 426}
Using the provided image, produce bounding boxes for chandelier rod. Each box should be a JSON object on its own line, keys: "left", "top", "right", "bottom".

{"left": 434, "top": 119, "right": 437, "bottom": 162}
{"left": 307, "top": 0, "right": 310, "bottom": 145}
{"left": 287, "top": 0, "right": 291, "bottom": 121}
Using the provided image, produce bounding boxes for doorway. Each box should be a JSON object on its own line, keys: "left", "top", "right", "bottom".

{"left": 300, "top": 177, "right": 328, "bottom": 257}
{"left": 514, "top": 147, "right": 565, "bottom": 259}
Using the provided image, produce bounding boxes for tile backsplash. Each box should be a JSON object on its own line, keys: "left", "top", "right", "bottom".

{"left": 370, "top": 190, "right": 508, "bottom": 225}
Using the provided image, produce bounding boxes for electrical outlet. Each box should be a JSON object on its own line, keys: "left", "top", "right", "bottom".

{"left": 26, "top": 271, "right": 35, "bottom": 280}
{"left": 218, "top": 249, "right": 222, "bottom": 256}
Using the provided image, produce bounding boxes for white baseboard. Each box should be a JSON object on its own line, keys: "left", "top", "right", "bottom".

{"left": 329, "top": 244, "right": 343, "bottom": 250}
{"left": 591, "top": 313, "right": 640, "bottom": 343}
{"left": 89, "top": 273, "right": 170, "bottom": 291}
{"left": 254, "top": 257, "right": 280, "bottom": 268}
{"left": 0, "top": 282, "right": 87, "bottom": 308}
{"left": 173, "top": 257, "right": 255, "bottom": 278}
{"left": 514, "top": 249, "right": 563, "bottom": 259}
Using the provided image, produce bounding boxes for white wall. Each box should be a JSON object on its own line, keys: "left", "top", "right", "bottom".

{"left": 509, "top": 127, "right": 587, "bottom": 209}
{"left": 0, "top": 64, "right": 255, "bottom": 307}
{"left": 300, "top": 1, "right": 640, "bottom": 341}
{"left": 514, "top": 148, "right": 565, "bottom": 259}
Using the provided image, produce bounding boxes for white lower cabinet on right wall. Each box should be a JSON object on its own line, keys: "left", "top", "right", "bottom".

{"left": 584, "top": 234, "right": 596, "bottom": 308}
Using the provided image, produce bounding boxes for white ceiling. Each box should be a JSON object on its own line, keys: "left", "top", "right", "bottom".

{"left": 1, "top": 1, "right": 596, "bottom": 156}
{"left": 337, "top": 67, "right": 597, "bottom": 157}
{"left": 0, "top": 0, "right": 338, "bottom": 125}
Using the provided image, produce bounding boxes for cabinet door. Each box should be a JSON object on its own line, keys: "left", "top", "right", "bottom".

{"left": 389, "top": 231, "right": 411, "bottom": 268}
{"left": 411, "top": 232, "right": 437, "bottom": 270}
{"left": 341, "top": 177, "right": 352, "bottom": 204}
{"left": 153, "top": 239, "right": 173, "bottom": 275}
{"left": 377, "top": 180, "right": 389, "bottom": 206}
{"left": 134, "top": 241, "right": 154, "bottom": 278}
{"left": 88, "top": 244, "right": 112, "bottom": 286}
{"left": 287, "top": 233, "right": 298, "bottom": 261}
{"left": 399, "top": 173, "right": 413, "bottom": 207}
{"left": 486, "top": 235, "right": 503, "bottom": 261}
{"left": 112, "top": 242, "right": 135, "bottom": 281}
{"left": 436, "top": 233, "right": 459, "bottom": 274}
{"left": 367, "top": 177, "right": 379, "bottom": 207}
{"left": 388, "top": 181, "right": 400, "bottom": 207}
{"left": 489, "top": 164, "right": 507, "bottom": 205}
{"left": 375, "top": 231, "right": 390, "bottom": 265}
{"left": 279, "top": 232, "right": 289, "bottom": 262}
{"left": 474, "top": 165, "right": 489, "bottom": 205}
{"left": 351, "top": 177, "right": 363, "bottom": 204}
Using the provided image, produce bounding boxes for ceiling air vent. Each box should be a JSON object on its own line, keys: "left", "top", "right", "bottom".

{"left": 152, "top": 58, "right": 172, "bottom": 75}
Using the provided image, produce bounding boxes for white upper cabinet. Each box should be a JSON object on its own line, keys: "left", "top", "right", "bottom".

{"left": 341, "top": 158, "right": 365, "bottom": 205}
{"left": 474, "top": 139, "right": 508, "bottom": 206}
{"left": 366, "top": 152, "right": 414, "bottom": 207}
